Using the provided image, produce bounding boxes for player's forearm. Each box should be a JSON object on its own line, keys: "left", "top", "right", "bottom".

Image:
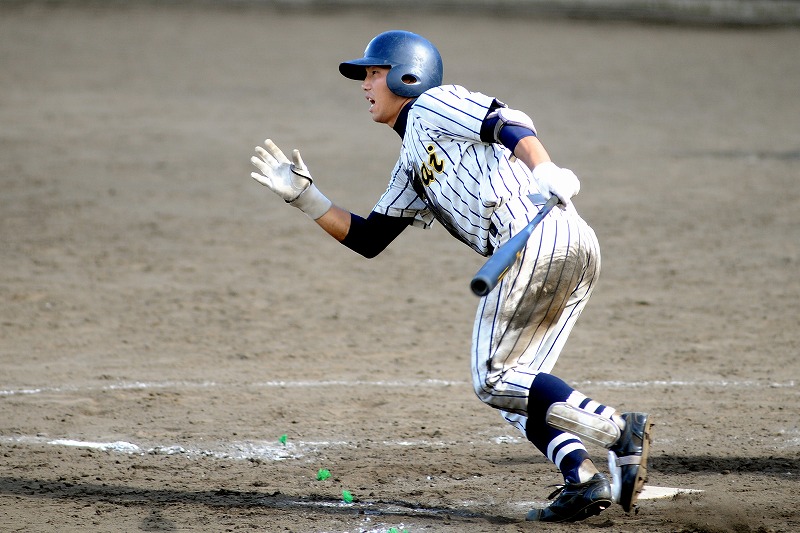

{"left": 314, "top": 204, "right": 351, "bottom": 241}
{"left": 514, "top": 136, "right": 552, "bottom": 170}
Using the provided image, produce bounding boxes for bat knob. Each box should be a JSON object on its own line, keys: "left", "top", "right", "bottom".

{"left": 470, "top": 277, "right": 492, "bottom": 297}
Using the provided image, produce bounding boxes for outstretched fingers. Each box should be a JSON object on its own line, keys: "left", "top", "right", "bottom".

{"left": 264, "top": 139, "right": 291, "bottom": 165}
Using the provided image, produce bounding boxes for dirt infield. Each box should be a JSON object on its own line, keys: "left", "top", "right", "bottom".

{"left": 1, "top": 3, "right": 798, "bottom": 532}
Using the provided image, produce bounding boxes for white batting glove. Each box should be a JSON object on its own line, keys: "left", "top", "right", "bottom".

{"left": 250, "top": 139, "right": 332, "bottom": 220}
{"left": 532, "top": 162, "right": 580, "bottom": 208}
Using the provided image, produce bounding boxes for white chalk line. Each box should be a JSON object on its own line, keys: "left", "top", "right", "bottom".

{"left": 4, "top": 427, "right": 798, "bottom": 462}
{"left": 1, "top": 378, "right": 795, "bottom": 397}
{"left": 0, "top": 379, "right": 461, "bottom": 397}
{"left": 0, "top": 434, "right": 343, "bottom": 461}
{"left": 0, "top": 434, "right": 536, "bottom": 462}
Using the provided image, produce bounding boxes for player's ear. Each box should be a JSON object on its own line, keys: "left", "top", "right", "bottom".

{"left": 401, "top": 74, "right": 419, "bottom": 85}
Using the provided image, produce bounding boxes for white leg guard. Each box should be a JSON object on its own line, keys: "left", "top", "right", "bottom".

{"left": 545, "top": 402, "right": 621, "bottom": 448}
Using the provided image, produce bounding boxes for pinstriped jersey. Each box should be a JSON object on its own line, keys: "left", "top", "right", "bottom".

{"left": 373, "top": 84, "right": 540, "bottom": 256}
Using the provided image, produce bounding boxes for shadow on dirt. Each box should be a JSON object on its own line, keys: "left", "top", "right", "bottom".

{"left": 652, "top": 455, "right": 799, "bottom": 475}
{"left": 0, "top": 476, "right": 517, "bottom": 524}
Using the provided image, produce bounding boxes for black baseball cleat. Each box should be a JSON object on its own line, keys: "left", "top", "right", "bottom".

{"left": 609, "top": 412, "right": 652, "bottom": 513}
{"left": 526, "top": 473, "right": 613, "bottom": 522}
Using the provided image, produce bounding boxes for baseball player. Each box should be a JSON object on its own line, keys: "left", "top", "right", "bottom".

{"left": 251, "top": 31, "right": 652, "bottom": 522}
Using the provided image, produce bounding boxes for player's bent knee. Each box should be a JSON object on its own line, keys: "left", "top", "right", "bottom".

{"left": 473, "top": 383, "right": 516, "bottom": 412}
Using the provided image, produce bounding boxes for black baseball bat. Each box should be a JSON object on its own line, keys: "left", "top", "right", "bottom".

{"left": 470, "top": 195, "right": 560, "bottom": 297}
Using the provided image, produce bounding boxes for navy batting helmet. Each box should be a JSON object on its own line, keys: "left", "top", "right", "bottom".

{"left": 339, "top": 31, "right": 443, "bottom": 98}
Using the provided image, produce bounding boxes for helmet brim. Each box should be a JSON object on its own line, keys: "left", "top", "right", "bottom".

{"left": 339, "top": 57, "right": 394, "bottom": 81}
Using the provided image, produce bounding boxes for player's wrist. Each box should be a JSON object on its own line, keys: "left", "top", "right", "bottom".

{"left": 289, "top": 183, "right": 332, "bottom": 220}
{"left": 533, "top": 162, "right": 580, "bottom": 206}
{"left": 533, "top": 161, "right": 560, "bottom": 175}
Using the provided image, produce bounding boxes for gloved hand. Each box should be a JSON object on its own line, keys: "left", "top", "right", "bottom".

{"left": 532, "top": 161, "right": 581, "bottom": 208}
{"left": 250, "top": 139, "right": 332, "bottom": 219}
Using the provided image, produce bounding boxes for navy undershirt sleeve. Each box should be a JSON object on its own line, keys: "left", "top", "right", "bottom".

{"left": 341, "top": 211, "right": 413, "bottom": 258}
{"left": 498, "top": 125, "right": 536, "bottom": 153}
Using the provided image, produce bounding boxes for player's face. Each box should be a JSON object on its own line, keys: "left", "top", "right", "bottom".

{"left": 362, "top": 67, "right": 409, "bottom": 127}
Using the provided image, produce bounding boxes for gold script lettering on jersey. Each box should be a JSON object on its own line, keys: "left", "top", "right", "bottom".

{"left": 420, "top": 144, "right": 445, "bottom": 186}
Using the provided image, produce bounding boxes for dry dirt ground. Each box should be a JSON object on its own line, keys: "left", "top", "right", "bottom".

{"left": 1, "top": 3, "right": 799, "bottom": 532}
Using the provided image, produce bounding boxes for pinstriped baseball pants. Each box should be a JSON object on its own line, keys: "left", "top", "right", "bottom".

{"left": 471, "top": 194, "right": 601, "bottom": 435}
